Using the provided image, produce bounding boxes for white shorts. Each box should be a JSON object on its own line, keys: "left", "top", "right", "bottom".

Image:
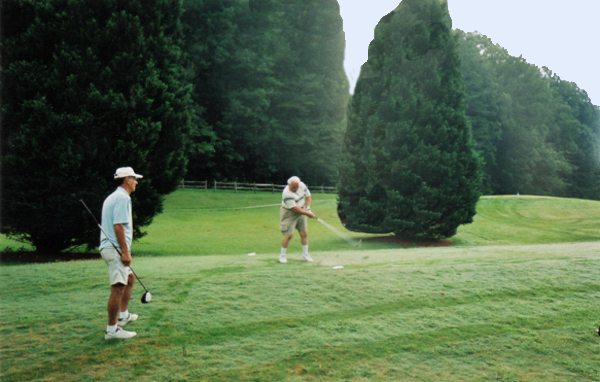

{"left": 100, "top": 247, "right": 132, "bottom": 286}
{"left": 280, "top": 207, "right": 308, "bottom": 236}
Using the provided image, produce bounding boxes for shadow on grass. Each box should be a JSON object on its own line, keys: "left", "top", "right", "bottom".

{"left": 0, "top": 250, "right": 100, "bottom": 264}
{"left": 360, "top": 236, "right": 454, "bottom": 247}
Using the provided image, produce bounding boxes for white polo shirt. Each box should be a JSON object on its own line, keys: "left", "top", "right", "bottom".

{"left": 100, "top": 187, "right": 133, "bottom": 250}
{"left": 281, "top": 182, "right": 311, "bottom": 210}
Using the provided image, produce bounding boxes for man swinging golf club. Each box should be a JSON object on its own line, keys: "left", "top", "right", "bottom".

{"left": 100, "top": 167, "right": 143, "bottom": 340}
{"left": 279, "top": 176, "right": 316, "bottom": 263}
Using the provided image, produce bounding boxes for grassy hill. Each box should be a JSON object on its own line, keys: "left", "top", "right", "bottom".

{"left": 128, "top": 191, "right": 600, "bottom": 256}
{"left": 455, "top": 195, "right": 600, "bottom": 245}
{"left": 2, "top": 191, "right": 600, "bottom": 255}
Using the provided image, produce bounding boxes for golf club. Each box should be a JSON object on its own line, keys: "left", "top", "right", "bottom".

{"left": 317, "top": 217, "right": 362, "bottom": 247}
{"left": 80, "top": 200, "right": 152, "bottom": 304}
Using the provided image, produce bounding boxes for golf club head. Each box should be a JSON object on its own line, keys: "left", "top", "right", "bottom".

{"left": 141, "top": 291, "right": 152, "bottom": 304}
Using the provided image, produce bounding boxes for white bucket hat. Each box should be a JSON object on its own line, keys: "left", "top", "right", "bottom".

{"left": 114, "top": 167, "right": 143, "bottom": 179}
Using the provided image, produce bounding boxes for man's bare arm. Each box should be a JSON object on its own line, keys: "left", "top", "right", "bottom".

{"left": 291, "top": 206, "right": 316, "bottom": 218}
{"left": 113, "top": 223, "right": 132, "bottom": 266}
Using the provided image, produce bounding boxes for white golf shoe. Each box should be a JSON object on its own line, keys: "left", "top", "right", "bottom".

{"left": 279, "top": 255, "right": 287, "bottom": 264}
{"left": 302, "top": 254, "right": 314, "bottom": 262}
{"left": 105, "top": 327, "right": 137, "bottom": 340}
{"left": 117, "top": 313, "right": 138, "bottom": 327}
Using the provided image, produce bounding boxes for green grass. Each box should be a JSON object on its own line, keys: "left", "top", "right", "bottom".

{"left": 2, "top": 243, "right": 599, "bottom": 381}
{"left": 132, "top": 191, "right": 600, "bottom": 255}
{"left": 455, "top": 195, "right": 600, "bottom": 246}
{"left": 3, "top": 191, "right": 600, "bottom": 255}
{"left": 134, "top": 189, "right": 391, "bottom": 257}
{"left": 1, "top": 192, "right": 600, "bottom": 381}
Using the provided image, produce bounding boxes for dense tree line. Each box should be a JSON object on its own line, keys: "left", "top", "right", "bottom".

{"left": 457, "top": 31, "right": 600, "bottom": 199}
{"left": 1, "top": 0, "right": 348, "bottom": 253}
{"left": 338, "top": 0, "right": 480, "bottom": 239}
{"left": 181, "top": 0, "right": 349, "bottom": 185}
{"left": 2, "top": 0, "right": 599, "bottom": 251}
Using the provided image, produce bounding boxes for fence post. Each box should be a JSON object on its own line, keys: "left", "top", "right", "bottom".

{"left": 234, "top": 181, "right": 237, "bottom": 193}
{"left": 181, "top": 179, "right": 184, "bottom": 189}
{"left": 254, "top": 183, "right": 256, "bottom": 194}
{"left": 272, "top": 183, "right": 274, "bottom": 193}
{"left": 205, "top": 180, "right": 208, "bottom": 191}
{"left": 214, "top": 180, "right": 216, "bottom": 192}
{"left": 321, "top": 185, "right": 324, "bottom": 193}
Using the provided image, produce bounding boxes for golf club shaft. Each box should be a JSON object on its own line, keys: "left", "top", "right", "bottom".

{"left": 79, "top": 200, "right": 149, "bottom": 292}
{"left": 317, "top": 217, "right": 361, "bottom": 246}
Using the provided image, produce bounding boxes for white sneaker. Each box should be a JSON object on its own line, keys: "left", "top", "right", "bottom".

{"left": 302, "top": 254, "right": 314, "bottom": 262}
{"left": 117, "top": 313, "right": 138, "bottom": 327}
{"left": 279, "top": 255, "right": 287, "bottom": 264}
{"left": 105, "top": 327, "right": 137, "bottom": 340}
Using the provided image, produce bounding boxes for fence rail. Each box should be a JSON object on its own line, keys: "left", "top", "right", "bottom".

{"left": 179, "top": 180, "right": 336, "bottom": 194}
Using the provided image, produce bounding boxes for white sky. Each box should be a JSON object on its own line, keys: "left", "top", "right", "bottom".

{"left": 338, "top": 0, "right": 600, "bottom": 106}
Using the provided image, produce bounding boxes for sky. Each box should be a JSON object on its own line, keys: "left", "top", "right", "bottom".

{"left": 337, "top": 0, "right": 600, "bottom": 106}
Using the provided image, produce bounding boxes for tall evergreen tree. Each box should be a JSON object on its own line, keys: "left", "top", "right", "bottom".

{"left": 1, "top": 0, "right": 194, "bottom": 254}
{"left": 338, "top": 0, "right": 480, "bottom": 239}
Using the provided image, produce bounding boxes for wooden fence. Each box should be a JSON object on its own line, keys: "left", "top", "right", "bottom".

{"left": 179, "top": 180, "right": 336, "bottom": 194}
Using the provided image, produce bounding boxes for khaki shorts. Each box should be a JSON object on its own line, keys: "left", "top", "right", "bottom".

{"left": 280, "top": 207, "right": 308, "bottom": 236}
{"left": 100, "top": 247, "right": 132, "bottom": 286}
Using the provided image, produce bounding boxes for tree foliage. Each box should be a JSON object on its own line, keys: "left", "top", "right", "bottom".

{"left": 456, "top": 31, "right": 600, "bottom": 199}
{"left": 1, "top": 0, "right": 194, "bottom": 254}
{"left": 338, "top": 0, "right": 480, "bottom": 239}
{"left": 181, "top": 0, "right": 349, "bottom": 185}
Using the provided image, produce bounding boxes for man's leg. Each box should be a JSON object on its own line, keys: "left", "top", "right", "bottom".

{"left": 282, "top": 235, "right": 293, "bottom": 249}
{"left": 118, "top": 273, "right": 138, "bottom": 326}
{"left": 299, "top": 231, "right": 308, "bottom": 246}
{"left": 299, "top": 231, "right": 313, "bottom": 261}
{"left": 108, "top": 284, "right": 125, "bottom": 326}
{"left": 106, "top": 283, "right": 137, "bottom": 339}
{"left": 280, "top": 235, "right": 293, "bottom": 263}
{"left": 120, "top": 273, "right": 135, "bottom": 314}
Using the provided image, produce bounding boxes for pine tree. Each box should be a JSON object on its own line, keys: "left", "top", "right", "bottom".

{"left": 338, "top": 0, "right": 480, "bottom": 239}
{"left": 1, "top": 0, "right": 194, "bottom": 254}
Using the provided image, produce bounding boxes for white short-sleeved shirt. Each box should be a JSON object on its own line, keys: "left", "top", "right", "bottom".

{"left": 100, "top": 187, "right": 133, "bottom": 250}
{"left": 281, "top": 182, "right": 311, "bottom": 210}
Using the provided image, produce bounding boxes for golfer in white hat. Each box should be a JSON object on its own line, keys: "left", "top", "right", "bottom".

{"left": 279, "top": 176, "right": 316, "bottom": 263}
{"left": 100, "top": 167, "right": 143, "bottom": 340}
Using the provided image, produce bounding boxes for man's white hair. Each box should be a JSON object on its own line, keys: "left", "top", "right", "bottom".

{"left": 287, "top": 176, "right": 301, "bottom": 185}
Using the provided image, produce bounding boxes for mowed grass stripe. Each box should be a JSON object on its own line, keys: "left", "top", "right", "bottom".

{"left": 6, "top": 284, "right": 596, "bottom": 381}
{"left": 2, "top": 195, "right": 600, "bottom": 382}
{"left": 6, "top": 247, "right": 598, "bottom": 381}
{"left": 456, "top": 195, "right": 600, "bottom": 245}
{"left": 195, "top": 309, "right": 597, "bottom": 382}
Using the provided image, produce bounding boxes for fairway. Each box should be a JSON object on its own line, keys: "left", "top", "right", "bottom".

{"left": 134, "top": 192, "right": 600, "bottom": 255}
{"left": 3, "top": 191, "right": 600, "bottom": 255}
{"left": 1, "top": 242, "right": 599, "bottom": 381}
{"left": 1, "top": 193, "right": 600, "bottom": 381}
